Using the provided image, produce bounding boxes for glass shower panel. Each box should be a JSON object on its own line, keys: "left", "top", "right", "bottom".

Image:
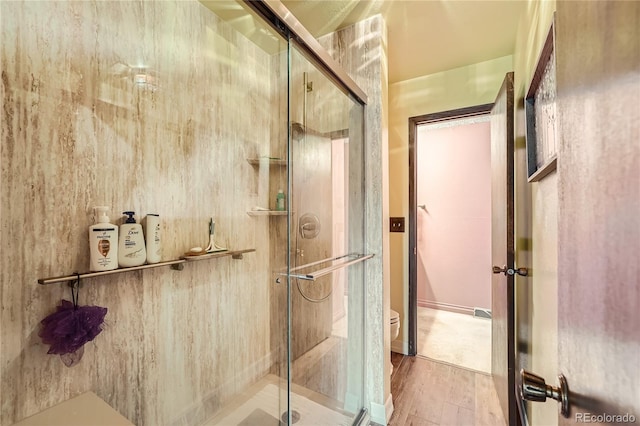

{"left": 194, "top": 3, "right": 366, "bottom": 425}
{"left": 197, "top": 1, "right": 290, "bottom": 425}
{"left": 286, "top": 43, "right": 366, "bottom": 425}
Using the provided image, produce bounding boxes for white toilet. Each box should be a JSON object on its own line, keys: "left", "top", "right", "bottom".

{"left": 390, "top": 309, "right": 400, "bottom": 341}
{"left": 390, "top": 309, "right": 400, "bottom": 375}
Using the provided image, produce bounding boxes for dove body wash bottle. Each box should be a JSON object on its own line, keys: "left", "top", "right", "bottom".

{"left": 118, "top": 211, "right": 147, "bottom": 267}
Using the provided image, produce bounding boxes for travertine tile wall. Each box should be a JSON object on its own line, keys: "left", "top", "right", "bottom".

{"left": 1, "top": 1, "right": 281, "bottom": 424}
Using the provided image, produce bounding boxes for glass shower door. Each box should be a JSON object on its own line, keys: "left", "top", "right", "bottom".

{"left": 190, "top": 3, "right": 368, "bottom": 424}
{"left": 284, "top": 42, "right": 367, "bottom": 425}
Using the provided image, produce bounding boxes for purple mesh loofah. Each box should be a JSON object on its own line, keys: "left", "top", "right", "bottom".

{"left": 39, "top": 299, "right": 107, "bottom": 355}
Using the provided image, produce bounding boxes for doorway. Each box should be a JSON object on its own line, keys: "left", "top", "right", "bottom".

{"left": 408, "top": 104, "right": 493, "bottom": 373}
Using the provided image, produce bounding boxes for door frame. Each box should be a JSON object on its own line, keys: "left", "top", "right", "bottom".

{"left": 407, "top": 103, "right": 493, "bottom": 355}
{"left": 490, "top": 72, "right": 519, "bottom": 426}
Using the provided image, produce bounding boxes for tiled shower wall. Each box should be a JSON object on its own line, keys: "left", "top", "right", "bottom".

{"left": 1, "top": 1, "right": 280, "bottom": 424}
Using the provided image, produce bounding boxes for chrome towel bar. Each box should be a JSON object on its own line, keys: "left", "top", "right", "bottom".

{"left": 288, "top": 253, "right": 374, "bottom": 281}
{"left": 289, "top": 253, "right": 354, "bottom": 272}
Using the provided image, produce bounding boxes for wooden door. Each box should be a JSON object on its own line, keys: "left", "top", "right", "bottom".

{"left": 490, "top": 72, "right": 518, "bottom": 425}
{"left": 555, "top": 1, "right": 640, "bottom": 423}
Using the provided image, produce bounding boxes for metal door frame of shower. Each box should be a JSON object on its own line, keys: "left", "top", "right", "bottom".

{"left": 242, "top": 0, "right": 368, "bottom": 106}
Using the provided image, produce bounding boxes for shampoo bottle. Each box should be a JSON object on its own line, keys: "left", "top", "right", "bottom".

{"left": 89, "top": 206, "right": 119, "bottom": 272}
{"left": 144, "top": 213, "right": 161, "bottom": 264}
{"left": 275, "top": 189, "right": 286, "bottom": 211}
{"left": 118, "top": 211, "right": 147, "bottom": 267}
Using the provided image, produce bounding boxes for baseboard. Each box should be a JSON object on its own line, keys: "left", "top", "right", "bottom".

{"left": 417, "top": 299, "right": 475, "bottom": 316}
{"left": 391, "top": 339, "right": 408, "bottom": 355}
{"left": 385, "top": 393, "right": 394, "bottom": 423}
{"left": 369, "top": 400, "right": 388, "bottom": 426}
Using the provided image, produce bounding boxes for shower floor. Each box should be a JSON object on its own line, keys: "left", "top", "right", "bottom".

{"left": 203, "top": 374, "right": 352, "bottom": 426}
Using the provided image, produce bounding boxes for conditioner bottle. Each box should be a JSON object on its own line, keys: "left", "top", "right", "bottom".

{"left": 89, "top": 206, "right": 119, "bottom": 271}
{"left": 144, "top": 213, "right": 161, "bottom": 264}
{"left": 118, "top": 211, "right": 147, "bottom": 267}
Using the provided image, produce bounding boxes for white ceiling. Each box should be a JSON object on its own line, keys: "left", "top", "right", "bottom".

{"left": 280, "top": 0, "right": 527, "bottom": 83}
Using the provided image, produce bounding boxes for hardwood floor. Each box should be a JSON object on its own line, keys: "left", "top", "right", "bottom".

{"left": 387, "top": 353, "right": 506, "bottom": 426}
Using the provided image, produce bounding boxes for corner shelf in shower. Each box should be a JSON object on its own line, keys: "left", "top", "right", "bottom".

{"left": 246, "top": 158, "right": 287, "bottom": 167}
{"left": 37, "top": 248, "right": 256, "bottom": 285}
{"left": 245, "top": 157, "right": 288, "bottom": 216}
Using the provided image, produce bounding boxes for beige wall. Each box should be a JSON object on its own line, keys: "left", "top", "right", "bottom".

{"left": 1, "top": 2, "right": 280, "bottom": 424}
{"left": 511, "top": 1, "right": 557, "bottom": 425}
{"left": 389, "top": 55, "right": 513, "bottom": 353}
{"left": 529, "top": 172, "right": 558, "bottom": 425}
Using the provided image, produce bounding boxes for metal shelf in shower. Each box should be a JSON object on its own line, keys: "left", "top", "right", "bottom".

{"left": 37, "top": 248, "right": 256, "bottom": 285}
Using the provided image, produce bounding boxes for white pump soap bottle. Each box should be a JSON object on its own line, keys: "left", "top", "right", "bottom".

{"left": 89, "top": 206, "right": 119, "bottom": 272}
{"left": 118, "top": 211, "right": 147, "bottom": 267}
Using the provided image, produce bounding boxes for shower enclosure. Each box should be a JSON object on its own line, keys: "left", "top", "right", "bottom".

{"left": 200, "top": 1, "right": 370, "bottom": 425}
{"left": 204, "top": 2, "right": 367, "bottom": 425}
{"left": 0, "top": 0, "right": 370, "bottom": 425}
